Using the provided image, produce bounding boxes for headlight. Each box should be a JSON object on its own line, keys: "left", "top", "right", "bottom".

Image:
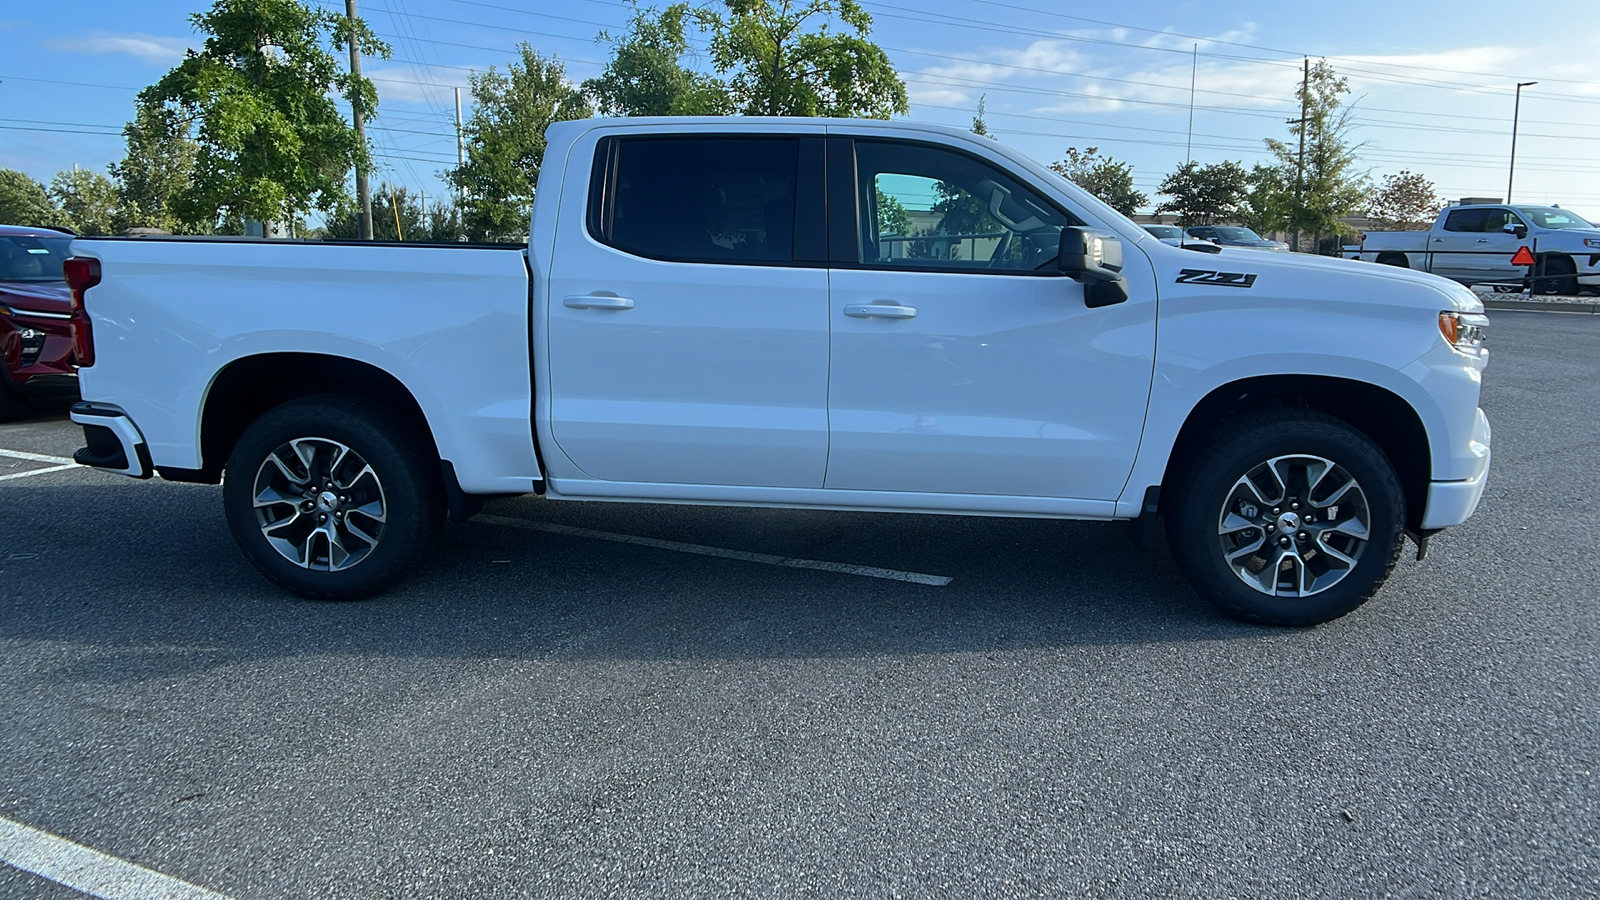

{"left": 1584, "top": 238, "right": 1600, "bottom": 249}
{"left": 1439, "top": 311, "right": 1489, "bottom": 355}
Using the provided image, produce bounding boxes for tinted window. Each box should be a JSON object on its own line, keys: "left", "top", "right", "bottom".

{"left": 1517, "top": 207, "right": 1593, "bottom": 229}
{"left": 854, "top": 140, "right": 1077, "bottom": 272}
{"left": 1443, "top": 208, "right": 1491, "bottom": 233}
{"left": 598, "top": 137, "right": 799, "bottom": 263}
{"left": 0, "top": 236, "right": 72, "bottom": 283}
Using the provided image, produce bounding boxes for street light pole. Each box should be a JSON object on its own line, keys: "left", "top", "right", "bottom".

{"left": 1507, "top": 81, "right": 1537, "bottom": 204}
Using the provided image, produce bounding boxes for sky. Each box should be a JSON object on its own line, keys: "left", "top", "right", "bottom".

{"left": 3, "top": 0, "right": 1599, "bottom": 222}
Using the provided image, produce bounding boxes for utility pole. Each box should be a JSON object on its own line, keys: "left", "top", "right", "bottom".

{"left": 346, "top": 0, "right": 373, "bottom": 240}
{"left": 455, "top": 86, "right": 467, "bottom": 232}
{"left": 1287, "top": 57, "right": 1308, "bottom": 253}
{"left": 1185, "top": 44, "right": 1197, "bottom": 167}
{"left": 1508, "top": 81, "right": 1537, "bottom": 203}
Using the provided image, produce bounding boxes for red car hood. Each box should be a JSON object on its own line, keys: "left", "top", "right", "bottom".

{"left": 0, "top": 280, "right": 71, "bottom": 315}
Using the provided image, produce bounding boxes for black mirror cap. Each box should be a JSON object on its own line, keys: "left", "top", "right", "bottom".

{"left": 1058, "top": 227, "right": 1125, "bottom": 275}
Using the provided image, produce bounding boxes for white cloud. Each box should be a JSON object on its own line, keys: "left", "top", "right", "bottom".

{"left": 48, "top": 32, "right": 194, "bottom": 65}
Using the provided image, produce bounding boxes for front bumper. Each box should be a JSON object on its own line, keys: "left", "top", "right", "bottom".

{"left": 1420, "top": 407, "right": 1490, "bottom": 529}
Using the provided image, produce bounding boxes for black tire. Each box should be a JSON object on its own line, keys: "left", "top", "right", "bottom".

{"left": 1375, "top": 253, "right": 1409, "bottom": 269}
{"left": 1165, "top": 409, "right": 1406, "bottom": 626}
{"left": 0, "top": 382, "right": 26, "bottom": 423}
{"left": 1532, "top": 256, "right": 1578, "bottom": 296}
{"left": 222, "top": 393, "right": 444, "bottom": 600}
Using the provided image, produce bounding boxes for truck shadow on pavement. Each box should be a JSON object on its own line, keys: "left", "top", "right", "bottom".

{"left": 1, "top": 480, "right": 1259, "bottom": 685}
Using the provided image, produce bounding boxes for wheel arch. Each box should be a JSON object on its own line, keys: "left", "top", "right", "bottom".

{"left": 170, "top": 353, "right": 440, "bottom": 484}
{"left": 1159, "top": 374, "right": 1432, "bottom": 531}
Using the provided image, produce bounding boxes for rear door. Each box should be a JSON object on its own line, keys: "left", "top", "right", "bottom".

{"left": 545, "top": 130, "right": 832, "bottom": 488}
{"left": 822, "top": 136, "right": 1157, "bottom": 501}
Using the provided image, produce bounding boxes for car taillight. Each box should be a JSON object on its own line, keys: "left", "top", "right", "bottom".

{"left": 63, "top": 256, "right": 101, "bottom": 368}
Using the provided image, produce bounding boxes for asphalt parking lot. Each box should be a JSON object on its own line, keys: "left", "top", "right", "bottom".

{"left": 1, "top": 311, "right": 1596, "bottom": 898}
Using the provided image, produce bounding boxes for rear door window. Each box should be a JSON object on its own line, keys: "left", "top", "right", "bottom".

{"left": 1443, "top": 208, "right": 1491, "bottom": 233}
{"left": 592, "top": 137, "right": 801, "bottom": 264}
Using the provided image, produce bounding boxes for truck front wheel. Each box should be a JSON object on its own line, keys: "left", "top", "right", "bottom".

{"left": 222, "top": 394, "right": 444, "bottom": 600}
{"left": 1532, "top": 257, "right": 1578, "bottom": 296}
{"left": 1165, "top": 409, "right": 1406, "bottom": 626}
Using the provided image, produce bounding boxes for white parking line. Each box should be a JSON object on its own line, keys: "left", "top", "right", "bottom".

{"left": 0, "top": 816, "right": 232, "bottom": 900}
{"left": 0, "top": 448, "right": 76, "bottom": 466}
{"left": 0, "top": 464, "right": 78, "bottom": 482}
{"left": 477, "top": 513, "right": 953, "bottom": 586}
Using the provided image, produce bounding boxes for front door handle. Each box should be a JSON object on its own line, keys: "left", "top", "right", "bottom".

{"left": 844, "top": 302, "right": 918, "bottom": 319}
{"left": 564, "top": 294, "right": 635, "bottom": 310}
{"left": 1431, "top": 238, "right": 1446, "bottom": 243}
{"left": 1476, "top": 239, "right": 1489, "bottom": 243}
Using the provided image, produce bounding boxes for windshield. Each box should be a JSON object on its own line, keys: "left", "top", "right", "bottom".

{"left": 0, "top": 236, "right": 72, "bottom": 283}
{"left": 1214, "top": 227, "right": 1264, "bottom": 241}
{"left": 1144, "top": 225, "right": 1182, "bottom": 238}
{"left": 1515, "top": 207, "right": 1594, "bottom": 229}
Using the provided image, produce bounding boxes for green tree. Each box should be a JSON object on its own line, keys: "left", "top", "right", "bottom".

{"left": 0, "top": 170, "right": 66, "bottom": 228}
{"left": 706, "top": 0, "right": 908, "bottom": 118}
{"left": 874, "top": 186, "right": 912, "bottom": 236}
{"left": 451, "top": 46, "right": 592, "bottom": 241}
{"left": 1156, "top": 160, "right": 1250, "bottom": 225}
{"left": 1235, "top": 163, "right": 1294, "bottom": 236}
{"left": 324, "top": 182, "right": 426, "bottom": 240}
{"left": 427, "top": 200, "right": 466, "bottom": 242}
{"left": 111, "top": 100, "right": 201, "bottom": 233}
{"left": 1366, "top": 169, "right": 1442, "bottom": 231}
{"left": 1048, "top": 147, "right": 1147, "bottom": 217}
{"left": 584, "top": 2, "right": 731, "bottom": 116}
{"left": 970, "top": 94, "right": 994, "bottom": 138}
{"left": 49, "top": 169, "right": 122, "bottom": 236}
{"left": 142, "top": 0, "right": 389, "bottom": 229}
{"left": 1267, "top": 61, "right": 1367, "bottom": 250}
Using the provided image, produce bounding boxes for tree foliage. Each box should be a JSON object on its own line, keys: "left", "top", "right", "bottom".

{"left": 141, "top": 0, "right": 389, "bottom": 228}
{"left": 1235, "top": 163, "right": 1294, "bottom": 235}
{"left": 49, "top": 170, "right": 121, "bottom": 236}
{"left": 1266, "top": 60, "right": 1367, "bottom": 246}
{"left": 1049, "top": 147, "right": 1147, "bottom": 217}
{"left": 874, "top": 186, "right": 912, "bottom": 236}
{"left": 1155, "top": 161, "right": 1250, "bottom": 225}
{"left": 0, "top": 170, "right": 67, "bottom": 229}
{"left": 970, "top": 94, "right": 994, "bottom": 138}
{"left": 111, "top": 100, "right": 201, "bottom": 234}
{"left": 1366, "top": 169, "right": 1443, "bottom": 231}
{"left": 324, "top": 182, "right": 429, "bottom": 240}
{"left": 706, "top": 0, "right": 907, "bottom": 118}
{"left": 451, "top": 46, "right": 592, "bottom": 241}
{"left": 584, "top": 3, "right": 731, "bottom": 116}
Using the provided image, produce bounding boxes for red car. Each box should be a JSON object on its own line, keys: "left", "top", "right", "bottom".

{"left": 0, "top": 224, "right": 79, "bottom": 421}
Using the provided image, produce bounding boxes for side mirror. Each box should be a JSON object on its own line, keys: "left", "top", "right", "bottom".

{"left": 1058, "top": 227, "right": 1129, "bottom": 308}
{"left": 1502, "top": 222, "right": 1527, "bottom": 238}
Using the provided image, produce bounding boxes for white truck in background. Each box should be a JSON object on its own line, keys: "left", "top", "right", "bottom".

{"left": 61, "top": 117, "right": 1492, "bottom": 626}
{"left": 1347, "top": 201, "right": 1600, "bottom": 295}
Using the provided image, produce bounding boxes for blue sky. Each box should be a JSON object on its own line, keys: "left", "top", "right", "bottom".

{"left": 4, "top": 0, "right": 1598, "bottom": 220}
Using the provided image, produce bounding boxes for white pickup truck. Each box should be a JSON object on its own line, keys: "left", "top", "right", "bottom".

{"left": 1347, "top": 202, "right": 1600, "bottom": 295}
{"left": 62, "top": 117, "right": 1492, "bottom": 626}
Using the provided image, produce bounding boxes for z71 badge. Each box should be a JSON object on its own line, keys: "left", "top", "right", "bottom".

{"left": 1176, "top": 269, "right": 1258, "bottom": 288}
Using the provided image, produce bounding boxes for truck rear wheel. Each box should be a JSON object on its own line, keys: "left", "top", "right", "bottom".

{"left": 1532, "top": 257, "right": 1578, "bottom": 296}
{"left": 1165, "top": 409, "right": 1406, "bottom": 626}
{"left": 222, "top": 394, "right": 443, "bottom": 600}
{"left": 0, "top": 382, "right": 26, "bottom": 423}
{"left": 1375, "top": 253, "right": 1409, "bottom": 268}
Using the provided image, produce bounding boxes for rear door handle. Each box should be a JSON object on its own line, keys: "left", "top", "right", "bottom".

{"left": 1476, "top": 239, "right": 1489, "bottom": 243}
{"left": 844, "top": 302, "right": 918, "bottom": 319}
{"left": 563, "top": 294, "right": 635, "bottom": 310}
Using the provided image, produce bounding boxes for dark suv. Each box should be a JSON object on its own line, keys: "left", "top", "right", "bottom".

{"left": 0, "top": 224, "right": 78, "bottom": 420}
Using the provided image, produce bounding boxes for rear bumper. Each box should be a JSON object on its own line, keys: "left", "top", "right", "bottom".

{"left": 1420, "top": 407, "right": 1490, "bottom": 529}
{"left": 70, "top": 402, "right": 152, "bottom": 478}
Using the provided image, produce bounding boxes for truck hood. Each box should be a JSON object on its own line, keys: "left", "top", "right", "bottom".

{"left": 1158, "top": 243, "right": 1483, "bottom": 313}
{"left": 0, "top": 280, "right": 71, "bottom": 315}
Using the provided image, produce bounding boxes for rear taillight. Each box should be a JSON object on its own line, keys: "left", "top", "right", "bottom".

{"left": 63, "top": 256, "right": 100, "bottom": 367}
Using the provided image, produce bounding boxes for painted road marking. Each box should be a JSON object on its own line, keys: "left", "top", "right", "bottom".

{"left": 0, "top": 815, "right": 232, "bottom": 900}
{"left": 0, "top": 448, "right": 76, "bottom": 466}
{"left": 0, "top": 464, "right": 78, "bottom": 482}
{"left": 477, "top": 513, "right": 953, "bottom": 586}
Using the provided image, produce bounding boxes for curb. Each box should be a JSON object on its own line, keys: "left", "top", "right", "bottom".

{"left": 1482, "top": 299, "right": 1600, "bottom": 315}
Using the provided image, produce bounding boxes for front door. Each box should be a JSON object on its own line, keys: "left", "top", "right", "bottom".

{"left": 546, "top": 131, "right": 831, "bottom": 488}
{"left": 824, "top": 138, "right": 1157, "bottom": 501}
